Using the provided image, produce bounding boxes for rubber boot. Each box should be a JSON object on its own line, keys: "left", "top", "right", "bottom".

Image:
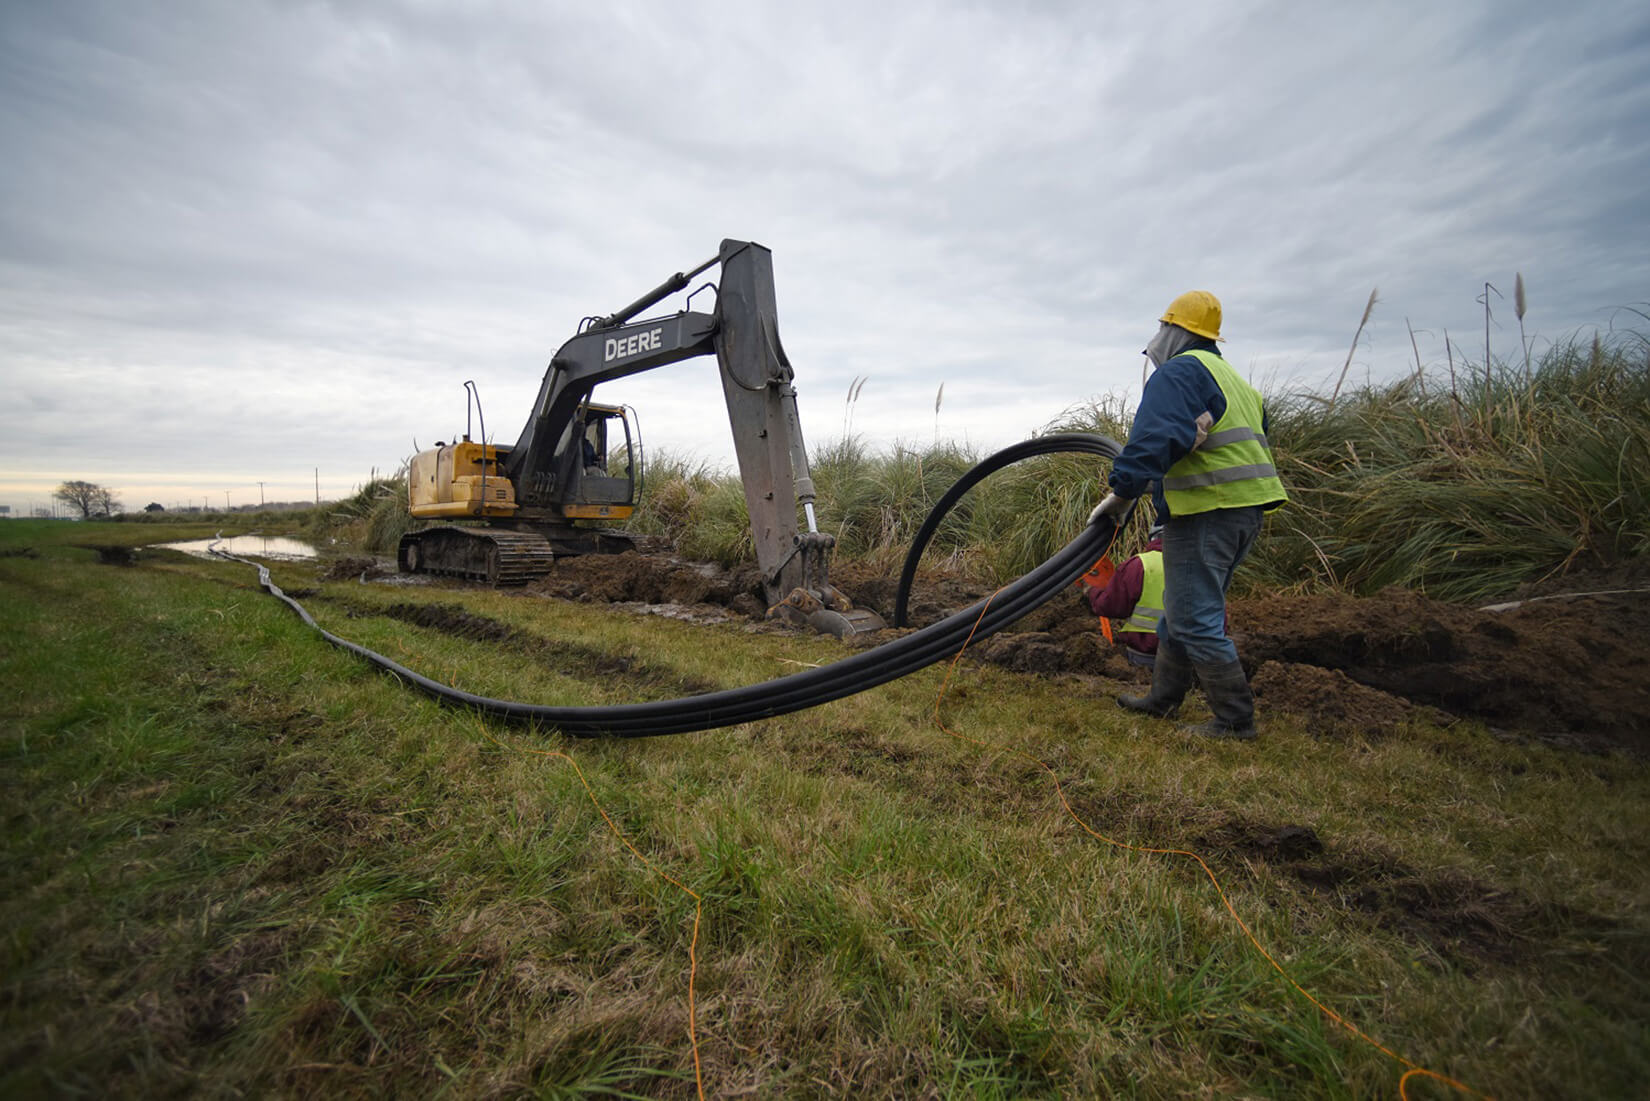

{"left": 1117, "top": 640, "right": 1193, "bottom": 718}
{"left": 1180, "top": 659, "right": 1257, "bottom": 741}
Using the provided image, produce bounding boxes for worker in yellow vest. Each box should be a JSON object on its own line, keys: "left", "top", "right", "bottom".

{"left": 1089, "top": 291, "right": 1287, "bottom": 740}
{"left": 1082, "top": 527, "right": 1166, "bottom": 667}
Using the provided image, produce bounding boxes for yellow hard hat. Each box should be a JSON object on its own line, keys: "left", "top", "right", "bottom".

{"left": 1159, "top": 290, "right": 1222, "bottom": 341}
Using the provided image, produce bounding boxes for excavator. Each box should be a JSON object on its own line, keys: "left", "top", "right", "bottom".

{"left": 397, "top": 238, "right": 886, "bottom": 637}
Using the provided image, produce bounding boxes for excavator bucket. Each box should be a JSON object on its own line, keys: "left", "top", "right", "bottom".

{"left": 765, "top": 531, "right": 887, "bottom": 638}
{"left": 805, "top": 606, "right": 888, "bottom": 639}
{"left": 770, "top": 585, "right": 887, "bottom": 638}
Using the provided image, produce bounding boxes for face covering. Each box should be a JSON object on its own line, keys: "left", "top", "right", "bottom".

{"left": 1143, "top": 322, "right": 1197, "bottom": 368}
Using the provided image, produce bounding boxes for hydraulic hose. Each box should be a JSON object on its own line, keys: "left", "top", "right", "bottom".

{"left": 219, "top": 432, "right": 1124, "bottom": 738}
{"left": 893, "top": 433, "right": 1125, "bottom": 628}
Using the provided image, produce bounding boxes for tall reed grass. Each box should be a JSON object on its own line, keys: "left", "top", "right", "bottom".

{"left": 627, "top": 329, "right": 1647, "bottom": 603}
{"left": 351, "top": 311, "right": 1645, "bottom": 603}
{"left": 627, "top": 396, "right": 1146, "bottom": 582}
{"left": 305, "top": 474, "right": 411, "bottom": 553}
{"left": 1250, "top": 327, "right": 1650, "bottom": 599}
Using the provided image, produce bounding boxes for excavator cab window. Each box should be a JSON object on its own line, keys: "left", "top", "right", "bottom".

{"left": 571, "top": 402, "right": 637, "bottom": 511}
{"left": 581, "top": 416, "right": 606, "bottom": 473}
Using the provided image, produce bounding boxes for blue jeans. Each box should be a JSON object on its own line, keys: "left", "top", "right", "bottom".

{"left": 1156, "top": 506, "right": 1263, "bottom": 666}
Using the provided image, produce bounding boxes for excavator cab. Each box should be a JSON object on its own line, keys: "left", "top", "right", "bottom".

{"left": 562, "top": 401, "right": 638, "bottom": 522}
{"left": 401, "top": 397, "right": 641, "bottom": 583}
{"left": 406, "top": 399, "right": 638, "bottom": 524}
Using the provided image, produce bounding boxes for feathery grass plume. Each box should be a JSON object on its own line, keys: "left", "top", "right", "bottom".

{"left": 1328, "top": 287, "right": 1378, "bottom": 410}
{"left": 1406, "top": 317, "right": 1426, "bottom": 396}
{"left": 1515, "top": 272, "right": 1530, "bottom": 378}
{"left": 933, "top": 382, "right": 945, "bottom": 443}
{"left": 842, "top": 375, "right": 867, "bottom": 438}
{"left": 1443, "top": 328, "right": 1466, "bottom": 434}
{"left": 1477, "top": 281, "right": 1502, "bottom": 395}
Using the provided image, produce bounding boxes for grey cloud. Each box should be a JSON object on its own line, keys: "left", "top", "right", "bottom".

{"left": 1, "top": 0, "right": 1647, "bottom": 510}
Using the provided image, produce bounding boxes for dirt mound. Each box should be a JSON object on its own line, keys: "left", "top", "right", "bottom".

{"left": 527, "top": 550, "right": 768, "bottom": 618}
{"left": 1249, "top": 662, "right": 1445, "bottom": 740}
{"left": 900, "top": 571, "right": 1650, "bottom": 753}
{"left": 316, "top": 556, "right": 393, "bottom": 582}
{"left": 460, "top": 548, "right": 1650, "bottom": 753}
{"left": 1232, "top": 587, "right": 1650, "bottom": 752}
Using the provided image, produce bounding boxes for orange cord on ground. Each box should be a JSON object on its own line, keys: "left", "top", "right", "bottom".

{"left": 475, "top": 730, "right": 706, "bottom": 1101}
{"left": 930, "top": 586, "right": 1491, "bottom": 1101}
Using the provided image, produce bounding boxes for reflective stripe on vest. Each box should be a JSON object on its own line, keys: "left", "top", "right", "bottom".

{"left": 1122, "top": 550, "right": 1165, "bottom": 635}
{"left": 1161, "top": 349, "right": 1288, "bottom": 515}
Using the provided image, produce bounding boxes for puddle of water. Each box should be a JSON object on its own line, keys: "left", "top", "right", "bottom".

{"left": 157, "top": 535, "right": 319, "bottom": 561}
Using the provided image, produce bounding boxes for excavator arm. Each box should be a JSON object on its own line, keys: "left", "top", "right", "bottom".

{"left": 504, "top": 241, "right": 846, "bottom": 610}
{"left": 408, "top": 239, "right": 879, "bottom": 634}
{"left": 503, "top": 309, "right": 717, "bottom": 507}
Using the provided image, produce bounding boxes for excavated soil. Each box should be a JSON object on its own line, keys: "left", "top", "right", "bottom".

{"left": 499, "top": 548, "right": 1650, "bottom": 755}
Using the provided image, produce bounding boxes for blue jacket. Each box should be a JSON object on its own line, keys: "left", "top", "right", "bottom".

{"left": 1107, "top": 340, "right": 1269, "bottom": 519}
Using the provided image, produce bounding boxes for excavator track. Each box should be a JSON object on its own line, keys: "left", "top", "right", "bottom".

{"left": 398, "top": 526, "right": 557, "bottom": 586}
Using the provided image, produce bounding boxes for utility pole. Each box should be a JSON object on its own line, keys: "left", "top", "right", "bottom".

{"left": 258, "top": 481, "right": 265, "bottom": 506}
{"left": 224, "top": 490, "right": 231, "bottom": 511}
{"left": 315, "top": 468, "right": 320, "bottom": 506}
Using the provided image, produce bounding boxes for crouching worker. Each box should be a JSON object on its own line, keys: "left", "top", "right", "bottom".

{"left": 1080, "top": 527, "right": 1166, "bottom": 668}
{"left": 1089, "top": 290, "right": 1287, "bottom": 740}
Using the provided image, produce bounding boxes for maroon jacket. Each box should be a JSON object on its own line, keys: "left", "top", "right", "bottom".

{"left": 1086, "top": 539, "right": 1162, "bottom": 655}
{"left": 1085, "top": 537, "right": 1230, "bottom": 654}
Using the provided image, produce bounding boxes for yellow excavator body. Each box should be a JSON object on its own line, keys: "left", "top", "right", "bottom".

{"left": 407, "top": 440, "right": 518, "bottom": 519}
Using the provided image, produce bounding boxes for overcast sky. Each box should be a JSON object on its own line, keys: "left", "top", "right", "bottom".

{"left": 3, "top": 1, "right": 1647, "bottom": 515}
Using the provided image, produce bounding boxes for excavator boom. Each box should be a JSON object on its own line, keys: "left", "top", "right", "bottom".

{"left": 399, "top": 240, "right": 884, "bottom": 636}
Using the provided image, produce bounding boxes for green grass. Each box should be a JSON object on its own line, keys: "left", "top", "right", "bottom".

{"left": 3, "top": 523, "right": 1648, "bottom": 1098}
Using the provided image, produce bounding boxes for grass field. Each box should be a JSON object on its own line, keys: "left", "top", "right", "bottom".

{"left": 3, "top": 519, "right": 1648, "bottom": 1098}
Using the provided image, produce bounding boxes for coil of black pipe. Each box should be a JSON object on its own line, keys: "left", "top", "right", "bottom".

{"left": 221, "top": 432, "right": 1123, "bottom": 738}
{"left": 893, "top": 432, "right": 1127, "bottom": 628}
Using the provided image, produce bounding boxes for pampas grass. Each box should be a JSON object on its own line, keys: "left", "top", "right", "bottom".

{"left": 1329, "top": 287, "right": 1379, "bottom": 410}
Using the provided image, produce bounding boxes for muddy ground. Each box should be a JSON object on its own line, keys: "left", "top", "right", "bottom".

{"left": 340, "top": 547, "right": 1650, "bottom": 755}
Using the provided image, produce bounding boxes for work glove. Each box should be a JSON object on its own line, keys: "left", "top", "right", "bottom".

{"left": 1087, "top": 493, "right": 1134, "bottom": 527}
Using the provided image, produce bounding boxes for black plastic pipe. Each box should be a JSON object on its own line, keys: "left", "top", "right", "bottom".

{"left": 220, "top": 432, "right": 1123, "bottom": 738}
{"left": 893, "top": 432, "right": 1125, "bottom": 628}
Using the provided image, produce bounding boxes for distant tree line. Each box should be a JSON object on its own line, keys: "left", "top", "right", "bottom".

{"left": 42, "top": 480, "right": 330, "bottom": 520}
{"left": 53, "top": 480, "right": 120, "bottom": 519}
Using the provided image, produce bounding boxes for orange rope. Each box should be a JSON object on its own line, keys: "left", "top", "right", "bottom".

{"left": 476, "top": 729, "right": 706, "bottom": 1100}
{"left": 931, "top": 589, "right": 1491, "bottom": 1101}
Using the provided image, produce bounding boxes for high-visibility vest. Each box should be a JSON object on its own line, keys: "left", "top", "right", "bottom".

{"left": 1161, "top": 349, "right": 1288, "bottom": 516}
{"left": 1121, "top": 550, "right": 1165, "bottom": 636}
